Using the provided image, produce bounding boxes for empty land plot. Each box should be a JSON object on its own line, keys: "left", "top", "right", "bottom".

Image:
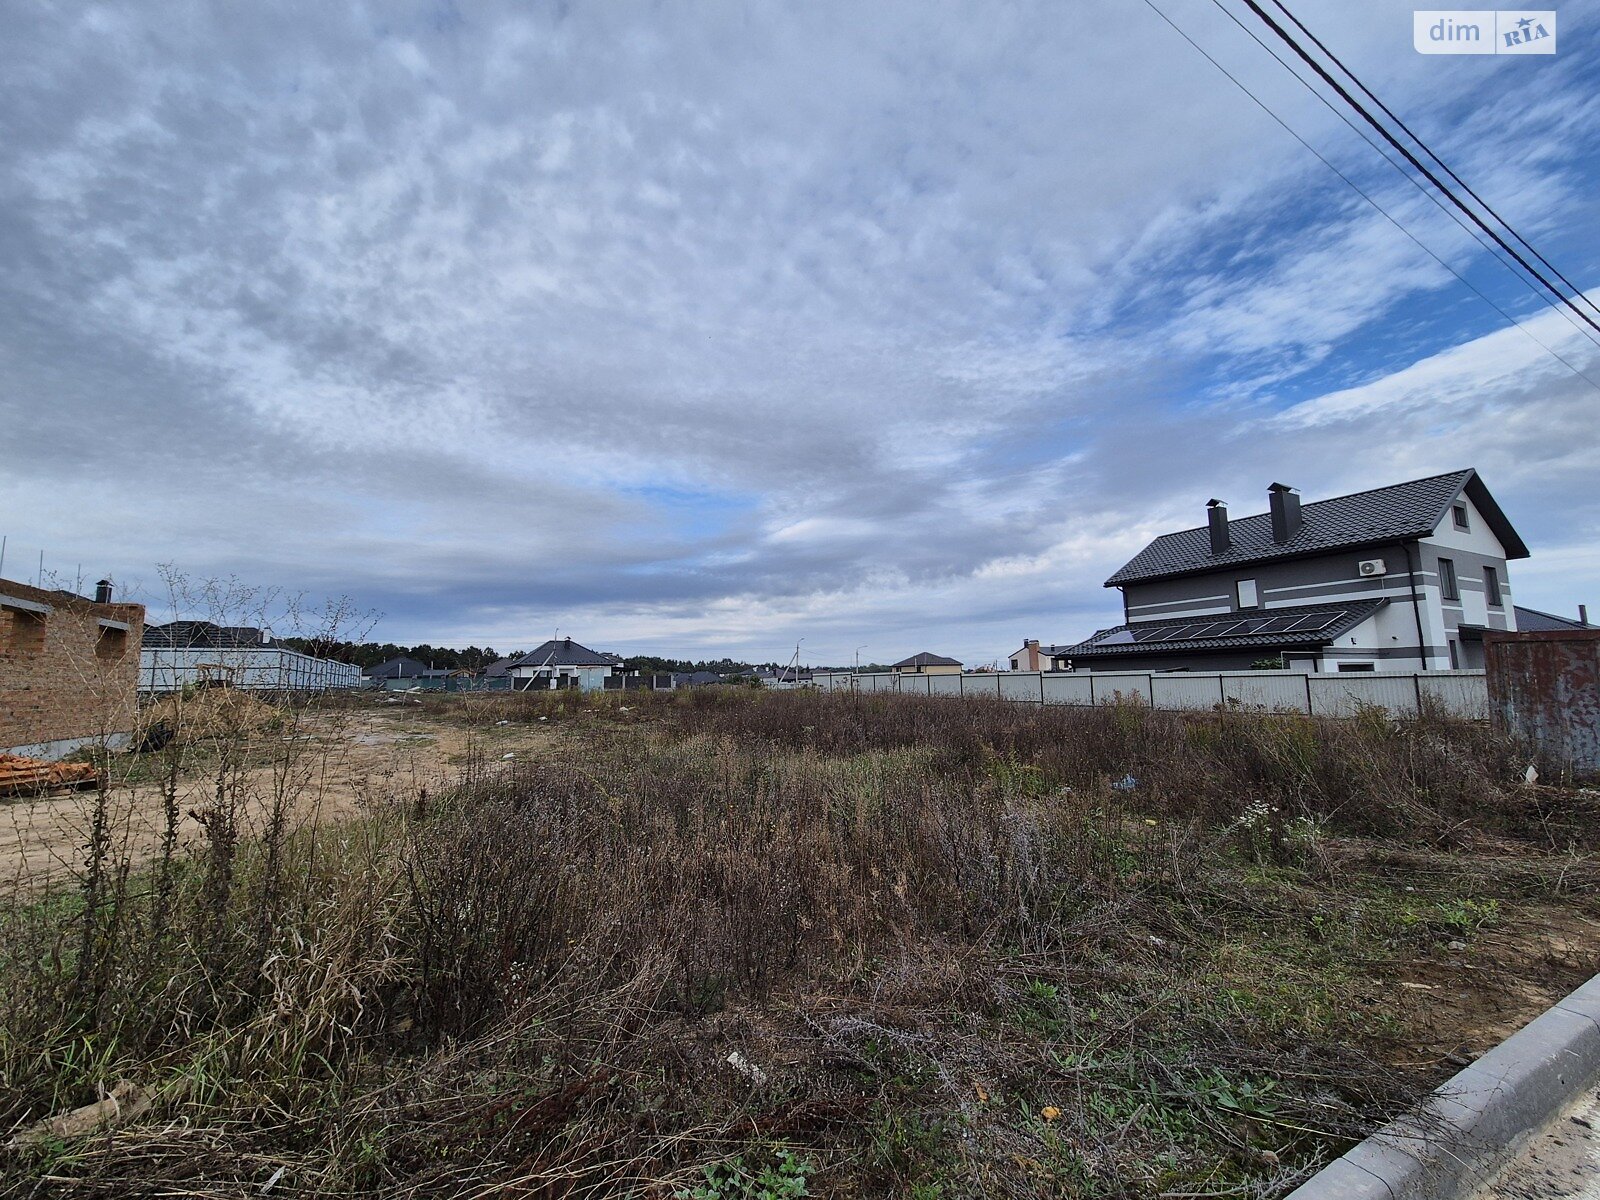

{"left": 1, "top": 688, "right": 1596, "bottom": 1198}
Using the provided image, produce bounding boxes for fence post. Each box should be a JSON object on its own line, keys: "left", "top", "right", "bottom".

{"left": 1304, "top": 673, "right": 1313, "bottom": 716}
{"left": 1040, "top": 672, "right": 1046, "bottom": 706}
{"left": 1088, "top": 674, "right": 1097, "bottom": 705}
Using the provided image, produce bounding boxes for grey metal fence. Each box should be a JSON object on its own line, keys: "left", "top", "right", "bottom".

{"left": 810, "top": 669, "right": 1489, "bottom": 720}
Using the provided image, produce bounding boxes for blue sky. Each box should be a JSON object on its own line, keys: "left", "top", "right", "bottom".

{"left": 3, "top": 0, "right": 1598, "bottom": 665}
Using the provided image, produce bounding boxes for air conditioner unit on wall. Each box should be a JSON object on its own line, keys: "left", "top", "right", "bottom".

{"left": 1358, "top": 558, "right": 1388, "bottom": 577}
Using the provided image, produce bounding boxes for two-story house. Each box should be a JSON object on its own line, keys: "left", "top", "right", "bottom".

{"left": 1059, "top": 469, "right": 1528, "bottom": 673}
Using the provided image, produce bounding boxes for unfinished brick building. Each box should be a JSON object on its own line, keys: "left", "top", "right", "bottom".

{"left": 1, "top": 578, "right": 146, "bottom": 759}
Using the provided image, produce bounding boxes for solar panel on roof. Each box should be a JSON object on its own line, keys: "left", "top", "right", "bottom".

{"left": 1256, "top": 615, "right": 1303, "bottom": 633}
{"left": 1283, "top": 614, "right": 1334, "bottom": 632}
{"left": 1130, "top": 625, "right": 1176, "bottom": 642}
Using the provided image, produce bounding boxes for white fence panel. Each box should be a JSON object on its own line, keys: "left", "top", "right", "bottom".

{"left": 1151, "top": 674, "right": 1227, "bottom": 711}
{"left": 1418, "top": 671, "right": 1489, "bottom": 721}
{"left": 1043, "top": 674, "right": 1096, "bottom": 705}
{"left": 998, "top": 672, "right": 1043, "bottom": 702}
{"left": 1221, "top": 672, "right": 1312, "bottom": 713}
{"left": 965, "top": 673, "right": 1001, "bottom": 699}
{"left": 1308, "top": 674, "right": 1419, "bottom": 718}
{"left": 748, "top": 668, "right": 1483, "bottom": 719}
{"left": 1088, "top": 673, "right": 1153, "bottom": 704}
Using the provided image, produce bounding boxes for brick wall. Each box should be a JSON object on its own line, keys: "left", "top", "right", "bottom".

{"left": 0, "top": 578, "right": 145, "bottom": 754}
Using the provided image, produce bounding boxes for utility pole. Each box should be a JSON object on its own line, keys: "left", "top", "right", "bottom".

{"left": 780, "top": 638, "right": 803, "bottom": 685}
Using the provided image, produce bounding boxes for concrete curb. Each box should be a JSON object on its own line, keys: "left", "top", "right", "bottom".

{"left": 1285, "top": 971, "right": 1600, "bottom": 1200}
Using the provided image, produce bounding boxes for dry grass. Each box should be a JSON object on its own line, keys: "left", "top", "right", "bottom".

{"left": 1, "top": 688, "right": 1595, "bottom": 1198}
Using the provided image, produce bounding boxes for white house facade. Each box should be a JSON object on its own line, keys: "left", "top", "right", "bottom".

{"left": 1062, "top": 470, "right": 1527, "bottom": 673}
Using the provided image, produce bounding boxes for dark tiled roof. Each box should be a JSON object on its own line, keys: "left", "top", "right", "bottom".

{"left": 483, "top": 657, "right": 518, "bottom": 677}
{"left": 507, "top": 638, "right": 617, "bottom": 669}
{"left": 673, "top": 670, "right": 725, "bottom": 686}
{"left": 143, "top": 620, "right": 271, "bottom": 649}
{"left": 893, "top": 652, "right": 962, "bottom": 668}
{"left": 365, "top": 656, "right": 447, "bottom": 678}
{"left": 1513, "top": 605, "right": 1593, "bottom": 631}
{"left": 1060, "top": 599, "right": 1388, "bottom": 659}
{"left": 1106, "top": 470, "right": 1527, "bottom": 587}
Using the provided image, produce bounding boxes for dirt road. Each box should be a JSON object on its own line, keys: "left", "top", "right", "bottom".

{"left": 0, "top": 699, "right": 548, "bottom": 893}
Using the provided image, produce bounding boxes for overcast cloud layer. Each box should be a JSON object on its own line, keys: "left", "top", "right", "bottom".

{"left": 3, "top": 0, "right": 1598, "bottom": 664}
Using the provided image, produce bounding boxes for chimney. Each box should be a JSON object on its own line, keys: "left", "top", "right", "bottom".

{"left": 1023, "top": 638, "right": 1040, "bottom": 670}
{"left": 94, "top": 578, "right": 113, "bottom": 604}
{"left": 1268, "top": 482, "right": 1302, "bottom": 544}
{"left": 1581, "top": 604, "right": 1590, "bottom": 626}
{"left": 1207, "top": 499, "right": 1230, "bottom": 555}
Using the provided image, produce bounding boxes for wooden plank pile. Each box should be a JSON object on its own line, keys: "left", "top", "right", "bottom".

{"left": 0, "top": 753, "right": 101, "bottom": 797}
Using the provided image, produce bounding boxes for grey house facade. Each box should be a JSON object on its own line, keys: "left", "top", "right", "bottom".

{"left": 1062, "top": 470, "right": 1528, "bottom": 673}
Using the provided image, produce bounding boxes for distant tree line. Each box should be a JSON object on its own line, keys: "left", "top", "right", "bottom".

{"left": 278, "top": 639, "right": 514, "bottom": 671}
{"left": 277, "top": 641, "right": 812, "bottom": 676}
{"left": 626, "top": 656, "right": 784, "bottom": 676}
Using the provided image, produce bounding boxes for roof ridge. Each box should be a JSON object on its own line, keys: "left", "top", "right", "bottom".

{"left": 1141, "top": 469, "right": 1475, "bottom": 541}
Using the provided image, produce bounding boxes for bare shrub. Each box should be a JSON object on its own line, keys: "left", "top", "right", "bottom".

{"left": 0, "top": 686, "right": 1589, "bottom": 1198}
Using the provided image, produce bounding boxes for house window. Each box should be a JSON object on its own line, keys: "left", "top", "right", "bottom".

{"left": 1452, "top": 503, "right": 1469, "bottom": 531}
{"left": 1483, "top": 566, "right": 1502, "bottom": 607}
{"left": 96, "top": 626, "right": 128, "bottom": 661}
{"left": 1, "top": 608, "right": 47, "bottom": 655}
{"left": 1336, "top": 662, "right": 1376, "bottom": 673}
{"left": 1235, "top": 579, "right": 1259, "bottom": 609}
{"left": 1438, "top": 558, "right": 1459, "bottom": 601}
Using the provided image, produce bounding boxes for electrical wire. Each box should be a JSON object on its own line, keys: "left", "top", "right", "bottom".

{"left": 1204, "top": 0, "right": 1600, "bottom": 356}
{"left": 1265, "top": 0, "right": 1600, "bottom": 325}
{"left": 1134, "top": 0, "right": 1600, "bottom": 393}
{"left": 1239, "top": 0, "right": 1600, "bottom": 342}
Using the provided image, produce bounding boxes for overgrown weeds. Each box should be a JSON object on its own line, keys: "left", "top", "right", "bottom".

{"left": 1, "top": 688, "right": 1594, "bottom": 1198}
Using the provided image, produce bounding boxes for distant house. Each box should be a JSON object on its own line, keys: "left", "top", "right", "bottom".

{"left": 142, "top": 620, "right": 361, "bottom": 692}
{"left": 1008, "top": 640, "right": 1073, "bottom": 672}
{"left": 1060, "top": 470, "right": 1528, "bottom": 673}
{"left": 3, "top": 578, "right": 145, "bottom": 759}
{"left": 1513, "top": 605, "right": 1592, "bottom": 631}
{"left": 754, "top": 667, "right": 812, "bottom": 687}
{"left": 364, "top": 656, "right": 447, "bottom": 682}
{"left": 142, "top": 620, "right": 272, "bottom": 650}
{"left": 672, "top": 670, "right": 725, "bottom": 688}
{"left": 891, "top": 652, "right": 962, "bottom": 675}
{"left": 504, "top": 638, "right": 624, "bottom": 691}
{"left": 480, "top": 657, "right": 524, "bottom": 687}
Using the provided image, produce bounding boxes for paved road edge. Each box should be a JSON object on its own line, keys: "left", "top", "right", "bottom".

{"left": 1285, "top": 971, "right": 1600, "bottom": 1200}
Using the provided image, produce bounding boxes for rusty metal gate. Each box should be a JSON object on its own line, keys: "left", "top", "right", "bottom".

{"left": 1484, "top": 630, "right": 1600, "bottom": 781}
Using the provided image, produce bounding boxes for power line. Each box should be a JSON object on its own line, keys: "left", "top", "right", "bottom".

{"left": 1202, "top": 0, "right": 1600, "bottom": 357}
{"left": 1264, "top": 0, "right": 1600, "bottom": 326}
{"left": 1239, "top": 0, "right": 1600, "bottom": 343}
{"left": 1134, "top": 0, "right": 1600, "bottom": 394}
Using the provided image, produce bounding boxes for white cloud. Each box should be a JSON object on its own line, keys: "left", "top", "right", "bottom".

{"left": 2, "top": 0, "right": 1598, "bottom": 661}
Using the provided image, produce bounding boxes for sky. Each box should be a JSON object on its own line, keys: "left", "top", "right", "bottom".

{"left": 2, "top": 0, "right": 1598, "bottom": 666}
